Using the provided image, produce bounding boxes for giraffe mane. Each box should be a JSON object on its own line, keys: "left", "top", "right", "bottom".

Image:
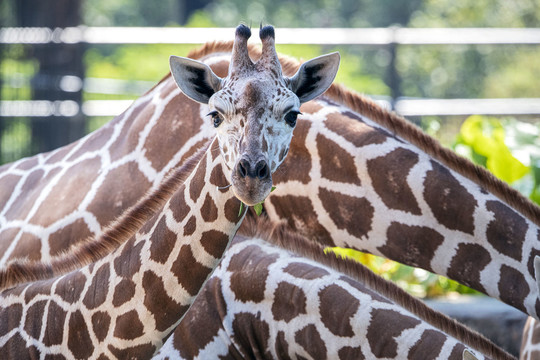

{"left": 0, "top": 140, "right": 212, "bottom": 291}
{"left": 239, "top": 216, "right": 516, "bottom": 360}
{"left": 184, "top": 40, "right": 540, "bottom": 226}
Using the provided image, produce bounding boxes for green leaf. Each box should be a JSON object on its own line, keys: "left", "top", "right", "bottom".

{"left": 271, "top": 186, "right": 277, "bottom": 192}
{"left": 253, "top": 203, "right": 263, "bottom": 216}
{"left": 238, "top": 202, "right": 244, "bottom": 217}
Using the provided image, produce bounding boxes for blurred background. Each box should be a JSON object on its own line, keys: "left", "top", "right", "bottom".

{"left": 1, "top": 0, "right": 540, "bottom": 299}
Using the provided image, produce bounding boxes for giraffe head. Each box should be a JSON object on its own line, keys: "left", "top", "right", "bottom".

{"left": 170, "top": 24, "right": 339, "bottom": 205}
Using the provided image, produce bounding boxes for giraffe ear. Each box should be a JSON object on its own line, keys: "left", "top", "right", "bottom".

{"left": 462, "top": 349, "right": 478, "bottom": 360}
{"left": 169, "top": 56, "right": 222, "bottom": 104}
{"left": 288, "top": 52, "right": 340, "bottom": 103}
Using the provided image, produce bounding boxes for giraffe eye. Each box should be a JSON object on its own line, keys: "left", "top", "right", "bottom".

{"left": 207, "top": 111, "right": 223, "bottom": 128}
{"left": 284, "top": 111, "right": 301, "bottom": 128}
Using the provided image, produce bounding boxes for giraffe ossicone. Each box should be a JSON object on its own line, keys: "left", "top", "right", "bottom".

{"left": 169, "top": 24, "right": 339, "bottom": 206}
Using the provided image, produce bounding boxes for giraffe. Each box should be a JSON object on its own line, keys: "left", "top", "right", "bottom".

{"left": 2, "top": 32, "right": 539, "bottom": 350}
{"left": 153, "top": 219, "right": 514, "bottom": 360}
{"left": 0, "top": 25, "right": 340, "bottom": 359}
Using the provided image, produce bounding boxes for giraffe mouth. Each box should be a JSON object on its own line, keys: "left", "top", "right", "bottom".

{"left": 230, "top": 175, "right": 273, "bottom": 206}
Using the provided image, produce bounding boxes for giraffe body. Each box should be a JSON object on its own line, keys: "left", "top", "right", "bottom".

{"left": 154, "top": 221, "right": 513, "bottom": 360}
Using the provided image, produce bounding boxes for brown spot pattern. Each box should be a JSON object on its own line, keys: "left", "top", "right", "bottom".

{"left": 295, "top": 324, "right": 327, "bottom": 359}
{"left": 224, "top": 197, "right": 242, "bottom": 223}
{"left": 326, "top": 111, "right": 388, "bottom": 147}
{"left": 108, "top": 343, "right": 156, "bottom": 359}
{"left": 55, "top": 272, "right": 87, "bottom": 304}
{"left": 367, "top": 147, "right": 421, "bottom": 214}
{"left": 183, "top": 216, "right": 197, "bottom": 236}
{"left": 43, "top": 302, "right": 67, "bottom": 346}
{"left": 424, "top": 161, "right": 477, "bottom": 234}
{"left": 339, "top": 276, "right": 392, "bottom": 304}
{"left": 338, "top": 346, "right": 365, "bottom": 360}
{"left": 113, "top": 238, "right": 143, "bottom": 278}
{"left": 10, "top": 232, "right": 42, "bottom": 261}
{"left": 92, "top": 311, "right": 111, "bottom": 342}
{"left": 447, "top": 243, "right": 491, "bottom": 294}
{"left": 88, "top": 161, "right": 151, "bottom": 227}
{"left": 201, "top": 193, "right": 219, "bottom": 222}
{"left": 68, "top": 310, "right": 94, "bottom": 359}
{"left": 275, "top": 331, "right": 290, "bottom": 358}
{"left": 189, "top": 155, "right": 206, "bottom": 202}
{"left": 486, "top": 200, "right": 527, "bottom": 261}
{"left": 271, "top": 282, "right": 307, "bottom": 322}
{"left": 232, "top": 312, "right": 272, "bottom": 359}
{"left": 407, "top": 329, "right": 446, "bottom": 359}
{"left": 283, "top": 262, "right": 330, "bottom": 280}
{"left": 0, "top": 333, "right": 40, "bottom": 358}
{"left": 113, "top": 279, "right": 136, "bottom": 307}
{"left": 366, "top": 309, "right": 421, "bottom": 358}
{"left": 49, "top": 219, "right": 93, "bottom": 257}
{"left": 171, "top": 245, "right": 212, "bottom": 296}
{"left": 0, "top": 304, "right": 23, "bottom": 337}
{"left": 114, "top": 310, "right": 144, "bottom": 340}
{"left": 499, "top": 265, "right": 529, "bottom": 313}
{"left": 143, "top": 271, "right": 189, "bottom": 331}
{"left": 149, "top": 216, "right": 176, "bottom": 264}
{"left": 200, "top": 230, "right": 230, "bottom": 259}
{"left": 83, "top": 263, "right": 111, "bottom": 309}
{"left": 273, "top": 120, "right": 312, "bottom": 185}
{"left": 319, "top": 284, "right": 358, "bottom": 337}
{"left": 0, "top": 174, "right": 21, "bottom": 214}
{"left": 24, "top": 301, "right": 47, "bottom": 339}
{"left": 317, "top": 134, "right": 361, "bottom": 185}
{"left": 229, "top": 246, "right": 279, "bottom": 303}
{"left": 379, "top": 223, "right": 444, "bottom": 271}
{"left": 170, "top": 190, "right": 189, "bottom": 223}
{"left": 319, "top": 187, "right": 374, "bottom": 240}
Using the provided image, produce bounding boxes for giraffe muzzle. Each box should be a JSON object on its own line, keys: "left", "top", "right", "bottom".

{"left": 237, "top": 158, "right": 270, "bottom": 180}
{"left": 231, "top": 157, "right": 273, "bottom": 206}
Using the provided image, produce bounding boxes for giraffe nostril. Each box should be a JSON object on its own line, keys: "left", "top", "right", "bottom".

{"left": 255, "top": 160, "right": 269, "bottom": 180}
{"left": 237, "top": 160, "right": 248, "bottom": 178}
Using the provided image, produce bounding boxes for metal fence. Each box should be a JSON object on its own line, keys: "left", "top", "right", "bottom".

{"left": 1, "top": 27, "right": 540, "bottom": 163}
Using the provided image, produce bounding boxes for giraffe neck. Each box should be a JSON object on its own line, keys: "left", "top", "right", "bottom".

{"left": 0, "top": 138, "right": 245, "bottom": 359}
{"left": 154, "top": 224, "right": 513, "bottom": 360}
{"left": 266, "top": 97, "right": 540, "bottom": 319}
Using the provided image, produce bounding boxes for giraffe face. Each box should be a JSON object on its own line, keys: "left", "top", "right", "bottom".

{"left": 170, "top": 24, "right": 340, "bottom": 205}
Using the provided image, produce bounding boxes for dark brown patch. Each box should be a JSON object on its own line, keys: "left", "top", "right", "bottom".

{"left": 228, "top": 245, "right": 279, "bottom": 303}
{"left": 114, "top": 309, "right": 145, "bottom": 340}
{"left": 68, "top": 310, "right": 95, "bottom": 359}
{"left": 49, "top": 219, "right": 93, "bottom": 257}
{"left": 210, "top": 163, "right": 227, "bottom": 188}
{"left": 200, "top": 230, "right": 230, "bottom": 258}
{"left": 24, "top": 300, "right": 47, "bottom": 339}
{"left": 447, "top": 243, "right": 491, "bottom": 294}
{"left": 319, "top": 187, "right": 374, "bottom": 240}
{"left": 43, "top": 302, "right": 67, "bottom": 346}
{"left": 4, "top": 169, "right": 53, "bottom": 221}
{"left": 407, "top": 329, "right": 446, "bottom": 359}
{"left": 269, "top": 195, "right": 332, "bottom": 245}
{"left": 326, "top": 111, "right": 388, "bottom": 147}
{"left": 83, "top": 263, "right": 111, "bottom": 309}
{"left": 67, "top": 124, "right": 114, "bottom": 161}
{"left": 44, "top": 353, "right": 68, "bottom": 360}
{"left": 92, "top": 311, "right": 111, "bottom": 342}
{"left": 145, "top": 93, "right": 205, "bottom": 172}
{"left": 224, "top": 197, "right": 242, "bottom": 223}
{"left": 486, "top": 200, "right": 527, "bottom": 261}
{"left": 366, "top": 309, "right": 421, "bottom": 358}
{"left": 108, "top": 343, "right": 156, "bottom": 359}
{"left": 0, "top": 174, "right": 22, "bottom": 214}
{"left": 449, "top": 344, "right": 467, "bottom": 360}
{"left": 275, "top": 331, "right": 290, "bottom": 358}
{"left": 0, "top": 303, "right": 23, "bottom": 337}
{"left": 55, "top": 272, "right": 87, "bottom": 304}
{"left": 283, "top": 262, "right": 330, "bottom": 279}
{"left": 87, "top": 161, "right": 152, "bottom": 227}
{"left": 424, "top": 160, "right": 477, "bottom": 234}
{"left": 295, "top": 324, "right": 327, "bottom": 359}
{"left": 319, "top": 284, "right": 358, "bottom": 337}
{"left": 189, "top": 154, "right": 206, "bottom": 202}
{"left": 170, "top": 190, "right": 189, "bottom": 223}
{"left": 142, "top": 270, "right": 189, "bottom": 331}
{"left": 378, "top": 223, "right": 444, "bottom": 271}
{"left": 0, "top": 332, "right": 40, "bottom": 358}
{"left": 232, "top": 312, "right": 272, "bottom": 359}
{"left": 175, "top": 277, "right": 227, "bottom": 359}
{"left": 201, "top": 193, "right": 219, "bottom": 222}
{"left": 113, "top": 238, "right": 143, "bottom": 278}
{"left": 15, "top": 156, "right": 38, "bottom": 170}
{"left": 317, "top": 134, "right": 361, "bottom": 185}
{"left": 171, "top": 245, "right": 212, "bottom": 296}
{"left": 31, "top": 157, "right": 102, "bottom": 227}
{"left": 271, "top": 282, "right": 307, "bottom": 322}
{"left": 338, "top": 346, "right": 365, "bottom": 360}
{"left": 367, "top": 147, "right": 422, "bottom": 214}
{"left": 273, "top": 120, "right": 312, "bottom": 185}
{"left": 149, "top": 216, "right": 176, "bottom": 264}
{"left": 183, "top": 215, "right": 197, "bottom": 236}
{"left": 24, "top": 278, "right": 54, "bottom": 303}
{"left": 10, "top": 232, "right": 42, "bottom": 261}
{"left": 113, "top": 279, "right": 136, "bottom": 307}
{"left": 499, "top": 265, "right": 529, "bottom": 313}
{"left": 45, "top": 142, "right": 76, "bottom": 164}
